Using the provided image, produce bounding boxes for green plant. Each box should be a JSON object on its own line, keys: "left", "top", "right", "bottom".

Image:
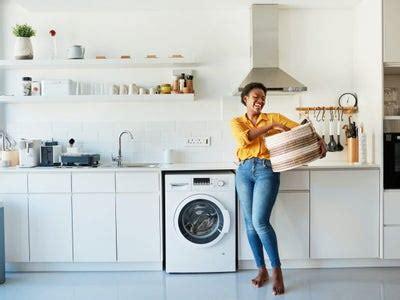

{"left": 12, "top": 24, "right": 36, "bottom": 38}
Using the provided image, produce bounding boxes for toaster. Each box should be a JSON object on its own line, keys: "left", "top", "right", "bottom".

{"left": 40, "top": 141, "right": 62, "bottom": 166}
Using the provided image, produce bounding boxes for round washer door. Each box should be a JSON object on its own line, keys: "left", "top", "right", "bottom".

{"left": 174, "top": 194, "right": 230, "bottom": 248}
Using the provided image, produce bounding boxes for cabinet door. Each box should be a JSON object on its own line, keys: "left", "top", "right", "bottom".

{"left": 310, "top": 170, "right": 379, "bottom": 259}
{"left": 29, "top": 194, "right": 73, "bottom": 262}
{"left": 72, "top": 194, "right": 116, "bottom": 262}
{"left": 238, "top": 192, "right": 309, "bottom": 261}
{"left": 384, "top": 0, "right": 400, "bottom": 62}
{"left": 116, "top": 193, "right": 161, "bottom": 262}
{"left": 0, "top": 173, "right": 27, "bottom": 193}
{"left": 0, "top": 194, "right": 29, "bottom": 262}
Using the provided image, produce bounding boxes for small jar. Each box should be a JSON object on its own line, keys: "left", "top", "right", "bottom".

{"left": 186, "top": 75, "right": 194, "bottom": 93}
{"left": 22, "top": 77, "right": 32, "bottom": 96}
{"left": 160, "top": 84, "right": 172, "bottom": 94}
{"left": 172, "top": 75, "right": 179, "bottom": 93}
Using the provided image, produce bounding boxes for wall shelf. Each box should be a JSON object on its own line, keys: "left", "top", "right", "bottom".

{"left": 384, "top": 116, "right": 400, "bottom": 120}
{"left": 0, "top": 94, "right": 195, "bottom": 104}
{"left": 0, "top": 58, "right": 198, "bottom": 70}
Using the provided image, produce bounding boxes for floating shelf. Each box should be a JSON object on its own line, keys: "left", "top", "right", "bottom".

{"left": 384, "top": 116, "right": 400, "bottom": 120}
{"left": 0, "top": 94, "right": 195, "bottom": 103}
{"left": 0, "top": 58, "right": 198, "bottom": 70}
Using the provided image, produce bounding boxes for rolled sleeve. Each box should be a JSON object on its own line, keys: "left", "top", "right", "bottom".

{"left": 231, "top": 118, "right": 251, "bottom": 147}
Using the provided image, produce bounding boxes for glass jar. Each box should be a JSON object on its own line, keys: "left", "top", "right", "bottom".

{"left": 22, "top": 77, "right": 32, "bottom": 96}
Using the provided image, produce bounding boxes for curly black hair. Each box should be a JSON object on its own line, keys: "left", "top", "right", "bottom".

{"left": 240, "top": 82, "right": 267, "bottom": 105}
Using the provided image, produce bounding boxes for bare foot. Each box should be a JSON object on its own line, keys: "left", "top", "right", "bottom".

{"left": 271, "top": 267, "right": 285, "bottom": 295}
{"left": 251, "top": 267, "right": 269, "bottom": 288}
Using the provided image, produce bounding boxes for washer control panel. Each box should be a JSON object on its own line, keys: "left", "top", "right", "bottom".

{"left": 192, "top": 177, "right": 228, "bottom": 189}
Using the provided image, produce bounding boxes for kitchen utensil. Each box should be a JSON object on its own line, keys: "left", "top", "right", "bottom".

{"left": 327, "top": 111, "right": 337, "bottom": 152}
{"left": 265, "top": 121, "right": 322, "bottom": 172}
{"left": 334, "top": 108, "right": 344, "bottom": 152}
{"left": 67, "top": 45, "right": 85, "bottom": 59}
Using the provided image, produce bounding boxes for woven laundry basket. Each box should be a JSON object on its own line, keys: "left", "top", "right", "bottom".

{"left": 265, "top": 122, "right": 321, "bottom": 172}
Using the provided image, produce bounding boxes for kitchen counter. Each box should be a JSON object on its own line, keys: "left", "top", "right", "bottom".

{"left": 0, "top": 161, "right": 380, "bottom": 172}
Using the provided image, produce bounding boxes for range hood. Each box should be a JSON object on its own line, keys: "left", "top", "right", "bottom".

{"left": 237, "top": 4, "right": 307, "bottom": 93}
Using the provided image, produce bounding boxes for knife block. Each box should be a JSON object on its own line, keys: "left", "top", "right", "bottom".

{"left": 347, "top": 137, "right": 359, "bottom": 163}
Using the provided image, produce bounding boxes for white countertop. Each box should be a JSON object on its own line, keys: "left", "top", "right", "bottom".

{"left": 0, "top": 161, "right": 380, "bottom": 172}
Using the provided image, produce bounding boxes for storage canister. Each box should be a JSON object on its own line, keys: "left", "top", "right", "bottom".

{"left": 265, "top": 122, "right": 322, "bottom": 172}
{"left": 22, "top": 77, "right": 32, "bottom": 96}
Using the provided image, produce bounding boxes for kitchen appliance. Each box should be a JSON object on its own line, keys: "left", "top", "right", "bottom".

{"left": 61, "top": 153, "right": 100, "bottom": 167}
{"left": 40, "top": 141, "right": 62, "bottom": 166}
{"left": 41, "top": 79, "right": 75, "bottom": 96}
{"left": 18, "top": 139, "right": 41, "bottom": 168}
{"left": 165, "top": 172, "right": 236, "bottom": 273}
{"left": 236, "top": 4, "right": 307, "bottom": 93}
{"left": 67, "top": 45, "right": 85, "bottom": 59}
{"left": 384, "top": 132, "right": 400, "bottom": 189}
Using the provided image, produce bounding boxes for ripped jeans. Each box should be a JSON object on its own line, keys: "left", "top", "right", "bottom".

{"left": 236, "top": 158, "right": 281, "bottom": 268}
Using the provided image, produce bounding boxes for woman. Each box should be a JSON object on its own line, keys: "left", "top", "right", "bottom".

{"left": 231, "top": 82, "right": 326, "bottom": 295}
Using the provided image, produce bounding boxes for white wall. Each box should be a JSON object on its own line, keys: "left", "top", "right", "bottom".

{"left": 353, "top": 0, "right": 383, "bottom": 164}
{"left": 0, "top": 3, "right": 363, "bottom": 163}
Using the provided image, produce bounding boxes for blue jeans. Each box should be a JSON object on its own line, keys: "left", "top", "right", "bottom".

{"left": 236, "top": 158, "right": 281, "bottom": 268}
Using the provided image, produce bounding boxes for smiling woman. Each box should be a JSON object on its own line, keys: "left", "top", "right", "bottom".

{"left": 230, "top": 82, "right": 299, "bottom": 296}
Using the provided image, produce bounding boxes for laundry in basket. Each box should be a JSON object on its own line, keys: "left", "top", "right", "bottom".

{"left": 265, "top": 121, "right": 322, "bottom": 172}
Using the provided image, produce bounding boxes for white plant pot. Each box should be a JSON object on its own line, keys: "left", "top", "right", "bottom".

{"left": 14, "top": 37, "right": 33, "bottom": 60}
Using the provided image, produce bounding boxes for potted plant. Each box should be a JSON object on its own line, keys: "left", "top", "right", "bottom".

{"left": 12, "top": 24, "right": 36, "bottom": 59}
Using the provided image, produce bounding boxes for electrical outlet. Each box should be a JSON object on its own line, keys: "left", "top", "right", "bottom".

{"left": 184, "top": 136, "right": 211, "bottom": 147}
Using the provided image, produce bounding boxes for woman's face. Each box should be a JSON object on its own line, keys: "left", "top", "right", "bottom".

{"left": 244, "top": 88, "right": 266, "bottom": 114}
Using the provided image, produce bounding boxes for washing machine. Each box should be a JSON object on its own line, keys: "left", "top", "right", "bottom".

{"left": 165, "top": 171, "right": 236, "bottom": 273}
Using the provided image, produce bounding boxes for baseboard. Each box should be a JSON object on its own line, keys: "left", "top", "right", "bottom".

{"left": 6, "top": 262, "right": 163, "bottom": 272}
{"left": 239, "top": 259, "right": 400, "bottom": 270}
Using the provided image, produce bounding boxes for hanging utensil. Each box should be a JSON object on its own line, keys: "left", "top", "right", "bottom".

{"left": 327, "top": 110, "right": 337, "bottom": 152}
{"left": 334, "top": 108, "right": 344, "bottom": 151}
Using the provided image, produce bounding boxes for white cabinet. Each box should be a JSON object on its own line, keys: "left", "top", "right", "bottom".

{"left": 0, "top": 194, "right": 29, "bottom": 262}
{"left": 384, "top": 227, "right": 400, "bottom": 259}
{"left": 72, "top": 172, "right": 115, "bottom": 193}
{"left": 28, "top": 173, "right": 71, "bottom": 193}
{"left": 384, "top": 0, "right": 400, "bottom": 62}
{"left": 29, "top": 194, "right": 73, "bottom": 262}
{"left": 72, "top": 193, "right": 116, "bottom": 262}
{"left": 116, "top": 193, "right": 161, "bottom": 262}
{"left": 238, "top": 192, "right": 309, "bottom": 261}
{"left": 279, "top": 171, "right": 309, "bottom": 191}
{"left": 384, "top": 190, "right": 400, "bottom": 225}
{"left": 0, "top": 173, "right": 27, "bottom": 193}
{"left": 116, "top": 172, "right": 159, "bottom": 193}
{"left": 310, "top": 170, "right": 379, "bottom": 259}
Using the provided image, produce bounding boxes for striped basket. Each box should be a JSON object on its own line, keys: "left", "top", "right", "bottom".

{"left": 265, "top": 122, "right": 321, "bottom": 172}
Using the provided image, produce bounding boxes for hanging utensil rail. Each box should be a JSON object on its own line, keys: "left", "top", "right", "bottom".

{"left": 296, "top": 106, "right": 358, "bottom": 114}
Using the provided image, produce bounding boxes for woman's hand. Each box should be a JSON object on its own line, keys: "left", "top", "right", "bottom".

{"left": 318, "top": 138, "right": 327, "bottom": 158}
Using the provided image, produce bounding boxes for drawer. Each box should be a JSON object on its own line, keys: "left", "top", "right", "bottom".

{"left": 72, "top": 172, "right": 115, "bottom": 193}
{"left": 384, "top": 226, "right": 400, "bottom": 259}
{"left": 384, "top": 191, "right": 400, "bottom": 225}
{"left": 280, "top": 170, "right": 309, "bottom": 191}
{"left": 116, "top": 172, "right": 159, "bottom": 193}
{"left": 0, "top": 173, "right": 27, "bottom": 193}
{"left": 29, "top": 173, "right": 71, "bottom": 193}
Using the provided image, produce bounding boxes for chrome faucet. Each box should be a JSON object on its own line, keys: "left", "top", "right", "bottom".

{"left": 113, "top": 130, "right": 134, "bottom": 167}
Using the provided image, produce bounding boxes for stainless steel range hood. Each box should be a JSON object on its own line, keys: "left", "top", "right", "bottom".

{"left": 237, "top": 4, "right": 307, "bottom": 93}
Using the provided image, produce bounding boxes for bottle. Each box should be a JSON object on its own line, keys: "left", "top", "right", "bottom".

{"left": 186, "top": 75, "right": 194, "bottom": 93}
{"left": 22, "top": 77, "right": 32, "bottom": 96}
{"left": 358, "top": 123, "right": 367, "bottom": 164}
{"left": 172, "top": 75, "right": 179, "bottom": 93}
{"left": 179, "top": 73, "right": 185, "bottom": 93}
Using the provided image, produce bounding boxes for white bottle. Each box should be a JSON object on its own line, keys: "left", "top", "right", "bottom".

{"left": 358, "top": 123, "right": 367, "bottom": 164}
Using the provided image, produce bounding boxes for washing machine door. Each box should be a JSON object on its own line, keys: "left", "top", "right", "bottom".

{"left": 174, "top": 194, "right": 230, "bottom": 248}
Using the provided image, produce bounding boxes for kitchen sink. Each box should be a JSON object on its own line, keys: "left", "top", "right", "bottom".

{"left": 102, "top": 163, "right": 159, "bottom": 168}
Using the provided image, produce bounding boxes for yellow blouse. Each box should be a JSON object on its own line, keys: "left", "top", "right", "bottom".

{"left": 231, "top": 113, "right": 299, "bottom": 161}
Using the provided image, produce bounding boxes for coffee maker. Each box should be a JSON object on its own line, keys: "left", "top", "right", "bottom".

{"left": 40, "top": 141, "right": 62, "bottom": 166}
{"left": 18, "top": 139, "right": 41, "bottom": 168}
